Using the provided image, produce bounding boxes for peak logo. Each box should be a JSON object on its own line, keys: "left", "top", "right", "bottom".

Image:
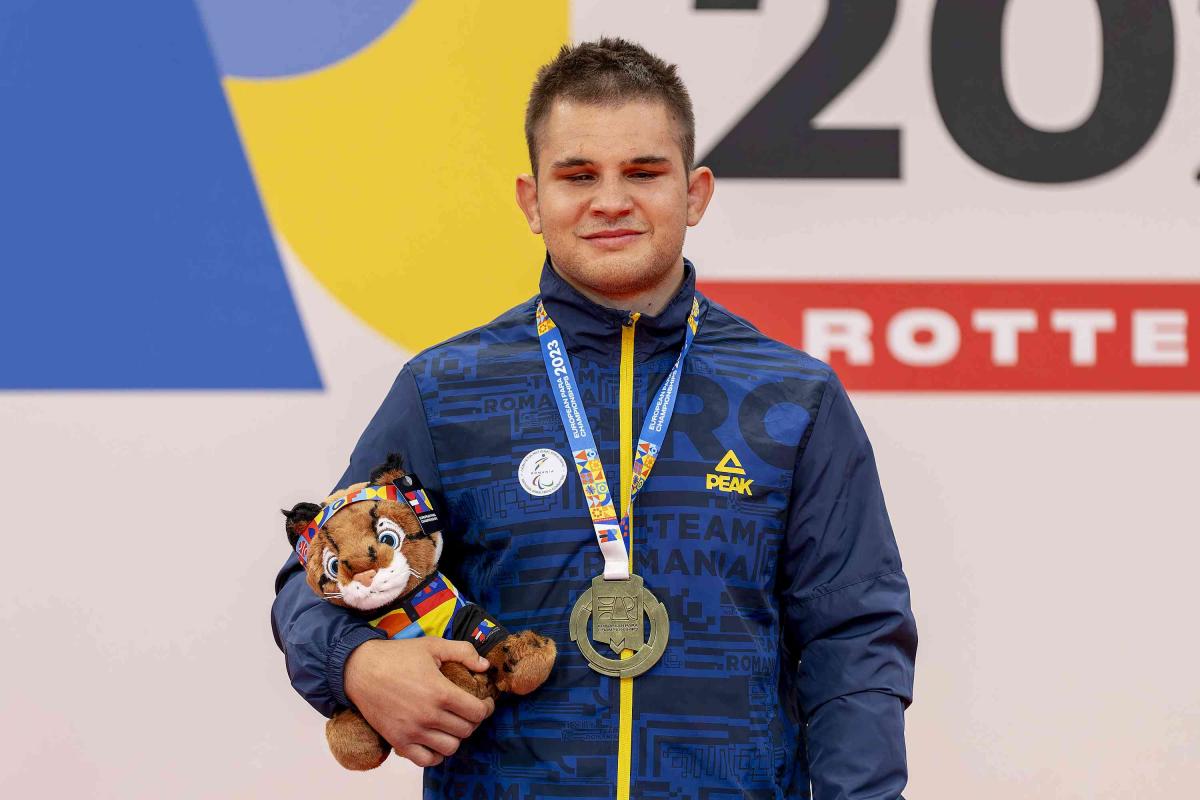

{"left": 706, "top": 450, "right": 754, "bottom": 497}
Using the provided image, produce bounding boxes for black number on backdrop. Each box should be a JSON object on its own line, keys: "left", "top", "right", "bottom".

{"left": 699, "top": 1, "right": 900, "bottom": 178}
{"left": 698, "top": 0, "right": 1176, "bottom": 183}
{"left": 931, "top": 0, "right": 1174, "bottom": 183}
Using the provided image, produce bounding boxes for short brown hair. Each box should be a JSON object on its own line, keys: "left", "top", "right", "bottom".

{"left": 524, "top": 37, "right": 696, "bottom": 175}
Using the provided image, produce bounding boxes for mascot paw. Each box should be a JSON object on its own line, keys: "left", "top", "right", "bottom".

{"left": 441, "top": 660, "right": 495, "bottom": 700}
{"left": 488, "top": 630, "right": 557, "bottom": 695}
{"left": 325, "top": 708, "right": 389, "bottom": 771}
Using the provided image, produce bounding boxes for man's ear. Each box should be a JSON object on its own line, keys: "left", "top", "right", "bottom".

{"left": 515, "top": 173, "right": 542, "bottom": 234}
{"left": 685, "top": 165, "right": 715, "bottom": 227}
{"left": 282, "top": 502, "right": 323, "bottom": 549}
{"left": 369, "top": 452, "right": 406, "bottom": 486}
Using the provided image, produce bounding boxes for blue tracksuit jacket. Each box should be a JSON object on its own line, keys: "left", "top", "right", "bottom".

{"left": 272, "top": 257, "right": 917, "bottom": 799}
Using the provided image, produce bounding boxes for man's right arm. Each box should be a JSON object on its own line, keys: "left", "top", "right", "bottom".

{"left": 270, "top": 364, "right": 493, "bottom": 765}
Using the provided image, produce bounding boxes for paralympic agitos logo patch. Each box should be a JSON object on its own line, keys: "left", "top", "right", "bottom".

{"left": 519, "top": 448, "right": 568, "bottom": 497}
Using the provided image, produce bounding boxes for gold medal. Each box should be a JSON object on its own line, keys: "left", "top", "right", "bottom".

{"left": 569, "top": 573, "right": 669, "bottom": 678}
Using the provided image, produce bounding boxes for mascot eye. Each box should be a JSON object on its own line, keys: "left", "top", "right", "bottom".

{"left": 322, "top": 550, "right": 339, "bottom": 582}
{"left": 376, "top": 518, "right": 404, "bottom": 549}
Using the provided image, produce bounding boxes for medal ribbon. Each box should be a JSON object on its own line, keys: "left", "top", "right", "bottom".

{"left": 536, "top": 297, "right": 701, "bottom": 580}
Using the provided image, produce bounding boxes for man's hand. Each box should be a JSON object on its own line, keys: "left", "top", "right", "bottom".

{"left": 344, "top": 638, "right": 495, "bottom": 767}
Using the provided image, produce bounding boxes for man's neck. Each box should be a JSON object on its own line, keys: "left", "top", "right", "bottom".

{"left": 550, "top": 258, "right": 686, "bottom": 318}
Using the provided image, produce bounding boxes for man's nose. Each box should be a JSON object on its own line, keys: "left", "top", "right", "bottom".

{"left": 590, "top": 178, "right": 633, "bottom": 217}
{"left": 352, "top": 569, "right": 377, "bottom": 586}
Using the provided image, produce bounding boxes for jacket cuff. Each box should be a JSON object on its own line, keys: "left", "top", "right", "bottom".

{"left": 327, "top": 625, "right": 385, "bottom": 709}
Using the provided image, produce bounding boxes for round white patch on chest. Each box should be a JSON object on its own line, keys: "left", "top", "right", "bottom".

{"left": 518, "top": 448, "right": 568, "bottom": 497}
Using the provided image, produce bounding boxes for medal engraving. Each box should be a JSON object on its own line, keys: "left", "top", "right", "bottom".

{"left": 570, "top": 574, "right": 669, "bottom": 678}
{"left": 593, "top": 576, "right": 644, "bottom": 654}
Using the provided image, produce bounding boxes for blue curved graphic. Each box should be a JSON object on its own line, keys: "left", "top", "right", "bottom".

{"left": 195, "top": 0, "right": 415, "bottom": 78}
{"left": 0, "top": 0, "right": 321, "bottom": 389}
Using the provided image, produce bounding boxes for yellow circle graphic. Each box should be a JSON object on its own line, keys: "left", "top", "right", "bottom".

{"left": 223, "top": 1, "right": 568, "bottom": 351}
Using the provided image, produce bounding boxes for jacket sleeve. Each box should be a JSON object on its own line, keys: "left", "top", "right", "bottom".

{"left": 778, "top": 373, "right": 918, "bottom": 800}
{"left": 270, "top": 364, "right": 446, "bottom": 717}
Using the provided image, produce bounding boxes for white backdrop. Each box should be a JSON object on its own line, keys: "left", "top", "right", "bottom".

{"left": 1, "top": 1, "right": 1197, "bottom": 797}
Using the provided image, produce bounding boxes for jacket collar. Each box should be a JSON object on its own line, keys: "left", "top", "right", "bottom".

{"left": 537, "top": 253, "right": 700, "bottom": 365}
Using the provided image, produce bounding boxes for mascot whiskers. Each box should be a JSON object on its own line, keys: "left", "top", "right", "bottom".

{"left": 283, "top": 454, "right": 556, "bottom": 770}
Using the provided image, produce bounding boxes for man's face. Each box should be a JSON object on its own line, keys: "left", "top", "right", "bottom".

{"left": 516, "top": 99, "right": 713, "bottom": 302}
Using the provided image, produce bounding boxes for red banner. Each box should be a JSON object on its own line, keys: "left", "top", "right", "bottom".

{"left": 698, "top": 281, "right": 1199, "bottom": 391}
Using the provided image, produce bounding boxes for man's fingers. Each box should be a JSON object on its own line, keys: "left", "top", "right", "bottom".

{"left": 397, "top": 744, "right": 443, "bottom": 768}
{"left": 417, "top": 729, "right": 462, "bottom": 758}
{"left": 428, "top": 638, "right": 490, "bottom": 672}
{"left": 433, "top": 711, "right": 477, "bottom": 740}
{"left": 440, "top": 684, "right": 494, "bottom": 725}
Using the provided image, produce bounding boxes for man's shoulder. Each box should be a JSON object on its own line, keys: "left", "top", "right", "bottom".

{"left": 405, "top": 295, "right": 538, "bottom": 374}
{"left": 698, "top": 295, "right": 835, "bottom": 386}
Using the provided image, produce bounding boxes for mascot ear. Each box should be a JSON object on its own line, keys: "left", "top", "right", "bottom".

{"left": 282, "top": 502, "right": 323, "bottom": 549}
{"left": 369, "top": 452, "right": 407, "bottom": 486}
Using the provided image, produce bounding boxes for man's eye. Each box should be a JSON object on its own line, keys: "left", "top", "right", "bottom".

{"left": 630, "top": 172, "right": 656, "bottom": 179}
{"left": 565, "top": 174, "right": 594, "bottom": 182}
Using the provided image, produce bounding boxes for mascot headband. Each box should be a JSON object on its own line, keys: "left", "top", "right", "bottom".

{"left": 295, "top": 474, "right": 442, "bottom": 566}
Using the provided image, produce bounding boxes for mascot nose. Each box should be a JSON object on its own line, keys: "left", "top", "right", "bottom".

{"left": 352, "top": 569, "right": 377, "bottom": 586}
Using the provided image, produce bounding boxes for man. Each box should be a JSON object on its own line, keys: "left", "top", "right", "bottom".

{"left": 273, "top": 37, "right": 917, "bottom": 800}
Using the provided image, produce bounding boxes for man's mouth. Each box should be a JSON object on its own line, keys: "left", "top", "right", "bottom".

{"left": 582, "top": 229, "right": 644, "bottom": 248}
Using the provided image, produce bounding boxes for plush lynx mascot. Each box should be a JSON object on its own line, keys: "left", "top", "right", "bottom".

{"left": 283, "top": 454, "right": 556, "bottom": 770}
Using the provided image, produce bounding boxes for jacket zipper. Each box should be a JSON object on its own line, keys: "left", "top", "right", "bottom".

{"left": 616, "top": 311, "right": 639, "bottom": 800}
